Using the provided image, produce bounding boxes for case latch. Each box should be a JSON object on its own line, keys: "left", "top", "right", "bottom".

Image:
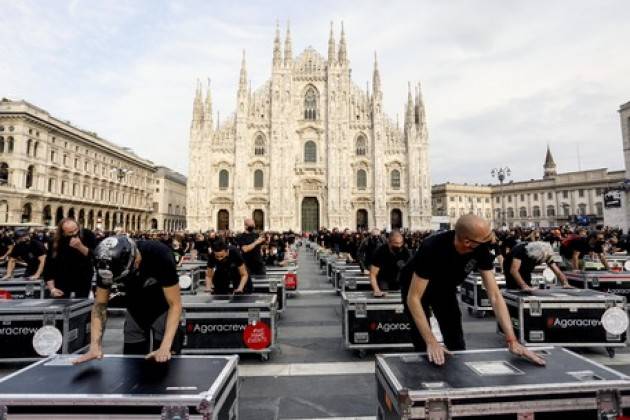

{"left": 161, "top": 405, "right": 189, "bottom": 420}
{"left": 596, "top": 389, "right": 620, "bottom": 419}
{"left": 425, "top": 398, "right": 450, "bottom": 420}
{"left": 530, "top": 300, "right": 542, "bottom": 316}
{"left": 355, "top": 303, "right": 367, "bottom": 318}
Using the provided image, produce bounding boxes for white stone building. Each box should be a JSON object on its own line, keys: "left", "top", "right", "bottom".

{"left": 0, "top": 99, "right": 156, "bottom": 230}
{"left": 187, "top": 23, "right": 431, "bottom": 232}
{"left": 150, "top": 166, "right": 187, "bottom": 231}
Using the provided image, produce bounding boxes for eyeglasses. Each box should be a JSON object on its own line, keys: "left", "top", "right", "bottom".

{"left": 63, "top": 231, "right": 79, "bottom": 238}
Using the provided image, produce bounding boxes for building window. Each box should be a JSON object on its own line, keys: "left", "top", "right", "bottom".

{"left": 62, "top": 181, "right": 67, "bottom": 195}
{"left": 595, "top": 202, "right": 603, "bottom": 216}
{"left": 7, "top": 137, "right": 13, "bottom": 153}
{"left": 496, "top": 196, "right": 500, "bottom": 203}
{"left": 0, "top": 162, "right": 8, "bottom": 185}
{"left": 508, "top": 196, "right": 512, "bottom": 203}
{"left": 390, "top": 170, "right": 401, "bottom": 190}
{"left": 519, "top": 207, "right": 527, "bottom": 218}
{"left": 520, "top": 194, "right": 524, "bottom": 201}
{"left": 547, "top": 206, "right": 555, "bottom": 217}
{"left": 254, "top": 135, "right": 265, "bottom": 156}
{"left": 596, "top": 188, "right": 602, "bottom": 196}
{"left": 578, "top": 189, "right": 584, "bottom": 198}
{"left": 219, "top": 169, "right": 229, "bottom": 189}
{"left": 449, "top": 197, "right": 454, "bottom": 202}
{"left": 547, "top": 192, "right": 553, "bottom": 199}
{"left": 254, "top": 169, "right": 263, "bottom": 189}
{"left": 25, "top": 165, "right": 34, "bottom": 189}
{"left": 304, "top": 141, "right": 317, "bottom": 163}
{"left": 507, "top": 208, "right": 514, "bottom": 218}
{"left": 356, "top": 135, "right": 367, "bottom": 156}
{"left": 304, "top": 86, "right": 318, "bottom": 120}
{"left": 577, "top": 203, "right": 587, "bottom": 215}
{"left": 562, "top": 190, "right": 568, "bottom": 199}
{"left": 26, "top": 139, "right": 32, "bottom": 156}
{"left": 562, "top": 204, "right": 570, "bottom": 216}
{"left": 48, "top": 178, "right": 55, "bottom": 193}
{"left": 357, "top": 169, "right": 367, "bottom": 190}
{"left": 533, "top": 193, "right": 538, "bottom": 201}
{"left": 533, "top": 206, "right": 541, "bottom": 217}
{"left": 0, "top": 137, "right": 4, "bottom": 153}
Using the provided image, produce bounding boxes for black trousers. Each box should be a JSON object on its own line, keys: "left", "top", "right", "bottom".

{"left": 404, "top": 290, "right": 466, "bottom": 352}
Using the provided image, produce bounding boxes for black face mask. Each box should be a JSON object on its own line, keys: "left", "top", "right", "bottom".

{"left": 246, "top": 226, "right": 255, "bottom": 232}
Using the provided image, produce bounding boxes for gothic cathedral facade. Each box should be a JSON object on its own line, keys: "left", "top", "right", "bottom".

{"left": 187, "top": 23, "right": 431, "bottom": 232}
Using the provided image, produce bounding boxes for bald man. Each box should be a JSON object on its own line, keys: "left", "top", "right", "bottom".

{"left": 403, "top": 215, "right": 545, "bottom": 366}
{"left": 235, "top": 218, "right": 266, "bottom": 276}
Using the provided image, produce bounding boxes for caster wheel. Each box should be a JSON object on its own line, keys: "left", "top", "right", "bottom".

{"left": 357, "top": 350, "right": 367, "bottom": 359}
{"left": 260, "top": 353, "right": 270, "bottom": 362}
{"left": 606, "top": 347, "right": 615, "bottom": 358}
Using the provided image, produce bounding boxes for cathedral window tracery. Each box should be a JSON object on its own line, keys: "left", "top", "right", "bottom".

{"left": 254, "top": 135, "right": 265, "bottom": 156}
{"left": 391, "top": 169, "right": 401, "bottom": 190}
{"left": 219, "top": 169, "right": 229, "bottom": 190}
{"left": 304, "top": 86, "right": 318, "bottom": 120}
{"left": 304, "top": 141, "right": 317, "bottom": 163}
{"left": 356, "top": 135, "right": 367, "bottom": 156}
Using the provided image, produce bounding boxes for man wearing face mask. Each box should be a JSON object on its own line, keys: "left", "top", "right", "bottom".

{"left": 560, "top": 231, "right": 610, "bottom": 271}
{"left": 74, "top": 235, "right": 182, "bottom": 364}
{"left": 369, "top": 231, "right": 410, "bottom": 297}
{"left": 236, "top": 218, "right": 266, "bottom": 276}
{"left": 43, "top": 218, "right": 96, "bottom": 298}
{"left": 358, "top": 229, "right": 385, "bottom": 274}
{"left": 206, "top": 239, "right": 250, "bottom": 294}
{"left": 402, "top": 215, "right": 545, "bottom": 367}
{"left": 1, "top": 229, "right": 46, "bottom": 280}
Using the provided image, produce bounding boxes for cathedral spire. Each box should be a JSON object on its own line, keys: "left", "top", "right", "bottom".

{"left": 204, "top": 78, "right": 213, "bottom": 131}
{"left": 543, "top": 145, "right": 557, "bottom": 178}
{"left": 273, "top": 20, "right": 282, "bottom": 68}
{"left": 327, "top": 21, "right": 336, "bottom": 65}
{"left": 192, "top": 79, "right": 203, "bottom": 128}
{"left": 405, "top": 82, "right": 414, "bottom": 127}
{"left": 372, "top": 52, "right": 381, "bottom": 97}
{"left": 238, "top": 49, "right": 247, "bottom": 95}
{"left": 415, "top": 82, "right": 425, "bottom": 126}
{"left": 284, "top": 20, "right": 292, "bottom": 67}
{"left": 338, "top": 21, "right": 347, "bottom": 65}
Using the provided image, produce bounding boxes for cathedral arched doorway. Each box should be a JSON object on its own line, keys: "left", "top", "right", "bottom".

{"left": 55, "top": 207, "right": 64, "bottom": 225}
{"left": 42, "top": 205, "right": 52, "bottom": 226}
{"left": 301, "top": 197, "right": 319, "bottom": 233}
{"left": 356, "top": 209, "right": 368, "bottom": 231}
{"left": 217, "top": 209, "right": 230, "bottom": 231}
{"left": 390, "top": 208, "right": 402, "bottom": 230}
{"left": 253, "top": 209, "right": 264, "bottom": 231}
{"left": 68, "top": 208, "right": 75, "bottom": 220}
{"left": 151, "top": 218, "right": 158, "bottom": 230}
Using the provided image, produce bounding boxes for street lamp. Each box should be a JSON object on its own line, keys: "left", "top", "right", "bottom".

{"left": 111, "top": 167, "right": 133, "bottom": 230}
{"left": 491, "top": 166, "right": 511, "bottom": 228}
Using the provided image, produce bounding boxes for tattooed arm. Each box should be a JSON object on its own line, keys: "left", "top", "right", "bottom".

{"left": 73, "top": 287, "right": 110, "bottom": 364}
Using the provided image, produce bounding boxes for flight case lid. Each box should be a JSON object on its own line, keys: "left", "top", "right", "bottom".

{"left": 182, "top": 293, "right": 276, "bottom": 308}
{"left": 341, "top": 290, "right": 402, "bottom": 304}
{"left": 0, "top": 298, "right": 91, "bottom": 314}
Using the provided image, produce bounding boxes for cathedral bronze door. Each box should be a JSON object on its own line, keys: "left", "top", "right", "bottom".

{"left": 301, "top": 197, "right": 319, "bottom": 232}
{"left": 356, "top": 209, "right": 368, "bottom": 231}
{"left": 390, "top": 208, "right": 402, "bottom": 229}
{"left": 217, "top": 209, "right": 230, "bottom": 231}
{"left": 253, "top": 209, "right": 264, "bottom": 231}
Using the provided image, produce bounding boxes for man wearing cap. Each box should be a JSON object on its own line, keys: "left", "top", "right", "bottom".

{"left": 1, "top": 229, "right": 46, "bottom": 280}
{"left": 74, "top": 235, "right": 182, "bottom": 364}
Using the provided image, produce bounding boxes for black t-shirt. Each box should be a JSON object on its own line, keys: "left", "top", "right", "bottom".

{"left": 207, "top": 247, "right": 247, "bottom": 292}
{"left": 98, "top": 240, "right": 178, "bottom": 328}
{"left": 194, "top": 240, "right": 209, "bottom": 255}
{"left": 371, "top": 244, "right": 411, "bottom": 291}
{"left": 402, "top": 230, "right": 494, "bottom": 302}
{"left": 235, "top": 232, "right": 265, "bottom": 275}
{"left": 561, "top": 237, "right": 603, "bottom": 260}
{"left": 502, "top": 243, "right": 550, "bottom": 289}
{"left": 0, "top": 236, "right": 13, "bottom": 257}
{"left": 44, "top": 229, "right": 97, "bottom": 296}
{"left": 9, "top": 239, "right": 46, "bottom": 276}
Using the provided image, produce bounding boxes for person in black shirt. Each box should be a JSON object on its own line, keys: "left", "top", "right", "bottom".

{"left": 503, "top": 241, "right": 570, "bottom": 290}
{"left": 370, "top": 231, "right": 410, "bottom": 296}
{"left": 235, "top": 219, "right": 266, "bottom": 276}
{"left": 43, "top": 218, "right": 96, "bottom": 298}
{"left": 206, "top": 239, "right": 250, "bottom": 294}
{"left": 193, "top": 233, "right": 210, "bottom": 261}
{"left": 560, "top": 231, "right": 609, "bottom": 270}
{"left": 0, "top": 231, "right": 14, "bottom": 263}
{"left": 1, "top": 229, "right": 46, "bottom": 279}
{"left": 358, "top": 229, "right": 385, "bottom": 273}
{"left": 75, "top": 235, "right": 182, "bottom": 364}
{"left": 403, "top": 215, "right": 544, "bottom": 366}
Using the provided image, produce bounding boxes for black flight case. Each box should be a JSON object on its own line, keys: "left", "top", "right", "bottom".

{"left": 0, "top": 299, "right": 92, "bottom": 362}
{"left": 181, "top": 294, "right": 277, "bottom": 361}
{"left": 0, "top": 354, "right": 239, "bottom": 419}
{"left": 376, "top": 347, "right": 630, "bottom": 419}
{"left": 502, "top": 288, "right": 628, "bottom": 357}
{"left": 0, "top": 278, "right": 47, "bottom": 299}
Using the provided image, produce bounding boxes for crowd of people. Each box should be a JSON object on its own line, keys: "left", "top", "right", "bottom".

{"left": 1, "top": 218, "right": 629, "bottom": 366}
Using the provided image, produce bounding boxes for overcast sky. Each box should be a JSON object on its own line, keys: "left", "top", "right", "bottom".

{"left": 2, "top": 0, "right": 629, "bottom": 184}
